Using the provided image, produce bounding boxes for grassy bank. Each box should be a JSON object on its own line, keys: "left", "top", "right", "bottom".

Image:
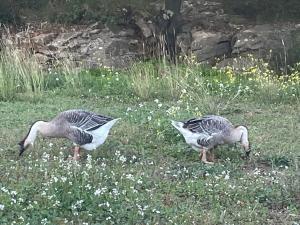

{"left": 0, "top": 49, "right": 299, "bottom": 224}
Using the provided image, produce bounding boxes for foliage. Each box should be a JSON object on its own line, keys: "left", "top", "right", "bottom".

{"left": 0, "top": 1, "right": 21, "bottom": 24}
{"left": 0, "top": 0, "right": 161, "bottom": 24}
{"left": 223, "top": 0, "right": 300, "bottom": 22}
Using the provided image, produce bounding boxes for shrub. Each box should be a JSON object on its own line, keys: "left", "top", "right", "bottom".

{"left": 0, "top": 0, "right": 161, "bottom": 25}
{"left": 223, "top": 0, "right": 300, "bottom": 22}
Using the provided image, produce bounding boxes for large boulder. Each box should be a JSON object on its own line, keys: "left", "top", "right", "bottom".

{"left": 191, "top": 31, "right": 231, "bottom": 62}
{"left": 232, "top": 24, "right": 300, "bottom": 70}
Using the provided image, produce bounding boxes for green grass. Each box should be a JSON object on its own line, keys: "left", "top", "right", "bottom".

{"left": 0, "top": 59, "right": 299, "bottom": 224}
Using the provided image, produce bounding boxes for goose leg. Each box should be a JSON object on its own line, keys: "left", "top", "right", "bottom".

{"left": 73, "top": 146, "right": 81, "bottom": 160}
{"left": 200, "top": 149, "right": 214, "bottom": 164}
{"left": 209, "top": 150, "right": 215, "bottom": 162}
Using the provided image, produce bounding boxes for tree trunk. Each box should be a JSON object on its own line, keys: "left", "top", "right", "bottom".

{"left": 164, "top": 0, "right": 182, "bottom": 64}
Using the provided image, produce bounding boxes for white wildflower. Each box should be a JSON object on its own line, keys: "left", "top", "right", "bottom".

{"left": 126, "top": 174, "right": 135, "bottom": 181}
{"left": 119, "top": 155, "right": 127, "bottom": 163}
{"left": 41, "top": 218, "right": 48, "bottom": 225}
{"left": 94, "top": 189, "right": 101, "bottom": 196}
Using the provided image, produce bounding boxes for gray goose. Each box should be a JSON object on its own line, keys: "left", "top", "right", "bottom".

{"left": 19, "top": 109, "right": 120, "bottom": 160}
{"left": 171, "top": 115, "right": 250, "bottom": 164}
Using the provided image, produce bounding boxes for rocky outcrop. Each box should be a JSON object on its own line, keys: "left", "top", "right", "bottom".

{"left": 230, "top": 24, "right": 300, "bottom": 69}
{"left": 38, "top": 24, "right": 142, "bottom": 68}
{"left": 3, "top": 22, "right": 143, "bottom": 69}
{"left": 191, "top": 31, "right": 231, "bottom": 63}
{"left": 2, "top": 0, "right": 300, "bottom": 70}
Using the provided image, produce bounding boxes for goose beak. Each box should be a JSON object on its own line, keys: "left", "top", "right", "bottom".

{"left": 245, "top": 150, "right": 251, "bottom": 157}
{"left": 244, "top": 142, "right": 251, "bottom": 158}
{"left": 18, "top": 141, "right": 29, "bottom": 156}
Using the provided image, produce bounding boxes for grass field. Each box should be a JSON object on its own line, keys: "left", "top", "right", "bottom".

{"left": 0, "top": 56, "right": 299, "bottom": 224}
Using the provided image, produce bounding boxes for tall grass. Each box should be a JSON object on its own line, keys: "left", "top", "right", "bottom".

{"left": 0, "top": 45, "right": 45, "bottom": 100}
{"left": 129, "top": 57, "right": 300, "bottom": 106}
{"left": 0, "top": 40, "right": 299, "bottom": 105}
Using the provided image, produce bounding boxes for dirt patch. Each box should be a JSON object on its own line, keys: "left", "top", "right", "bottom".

{"left": 241, "top": 159, "right": 273, "bottom": 173}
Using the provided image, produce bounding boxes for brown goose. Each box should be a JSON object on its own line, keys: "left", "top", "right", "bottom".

{"left": 171, "top": 115, "right": 250, "bottom": 164}
{"left": 19, "top": 109, "right": 120, "bottom": 160}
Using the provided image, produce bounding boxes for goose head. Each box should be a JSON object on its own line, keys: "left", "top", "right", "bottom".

{"left": 19, "top": 121, "right": 47, "bottom": 156}
{"left": 234, "top": 125, "right": 251, "bottom": 157}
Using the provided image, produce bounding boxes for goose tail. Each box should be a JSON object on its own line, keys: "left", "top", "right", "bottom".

{"left": 101, "top": 118, "right": 121, "bottom": 130}
{"left": 171, "top": 120, "right": 184, "bottom": 130}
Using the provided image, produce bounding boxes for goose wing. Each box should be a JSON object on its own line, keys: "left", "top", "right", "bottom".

{"left": 184, "top": 115, "right": 233, "bottom": 148}
{"left": 54, "top": 110, "right": 113, "bottom": 146}
{"left": 183, "top": 115, "right": 233, "bottom": 135}
{"left": 60, "top": 109, "right": 113, "bottom": 132}
{"left": 68, "top": 128, "right": 94, "bottom": 146}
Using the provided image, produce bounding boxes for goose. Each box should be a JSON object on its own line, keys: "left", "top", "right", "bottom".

{"left": 171, "top": 115, "right": 250, "bottom": 164}
{"left": 19, "top": 109, "right": 120, "bottom": 160}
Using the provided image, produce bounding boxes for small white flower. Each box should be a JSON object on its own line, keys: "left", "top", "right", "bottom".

{"left": 154, "top": 99, "right": 159, "bottom": 103}
{"left": 119, "top": 155, "right": 127, "bottom": 163}
{"left": 224, "top": 174, "right": 230, "bottom": 180}
{"left": 137, "top": 179, "right": 143, "bottom": 184}
{"left": 147, "top": 116, "right": 152, "bottom": 121}
{"left": 126, "top": 174, "right": 135, "bottom": 181}
{"left": 0, "top": 204, "right": 4, "bottom": 210}
{"left": 94, "top": 189, "right": 101, "bottom": 196}
{"left": 41, "top": 218, "right": 48, "bottom": 225}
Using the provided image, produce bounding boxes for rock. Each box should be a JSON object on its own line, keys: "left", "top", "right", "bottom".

{"left": 232, "top": 25, "right": 270, "bottom": 54}
{"left": 67, "top": 39, "right": 87, "bottom": 51}
{"left": 82, "top": 29, "right": 101, "bottom": 38}
{"left": 32, "top": 33, "right": 58, "bottom": 45}
{"left": 49, "top": 31, "right": 83, "bottom": 48}
{"left": 34, "top": 53, "right": 49, "bottom": 64}
{"left": 232, "top": 24, "right": 300, "bottom": 70}
{"left": 135, "top": 18, "right": 153, "bottom": 38}
{"left": 215, "top": 56, "right": 261, "bottom": 72}
{"left": 191, "top": 31, "right": 231, "bottom": 62}
{"left": 116, "top": 29, "right": 135, "bottom": 37}
{"left": 89, "top": 29, "right": 101, "bottom": 35}
{"left": 36, "top": 48, "right": 55, "bottom": 57}
{"left": 177, "top": 32, "right": 192, "bottom": 54}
